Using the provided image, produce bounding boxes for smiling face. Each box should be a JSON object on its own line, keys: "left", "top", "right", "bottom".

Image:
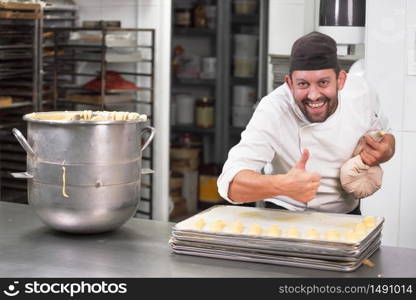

{"left": 285, "top": 69, "right": 347, "bottom": 123}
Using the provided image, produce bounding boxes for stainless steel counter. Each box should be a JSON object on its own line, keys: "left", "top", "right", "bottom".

{"left": 1, "top": 202, "right": 416, "bottom": 278}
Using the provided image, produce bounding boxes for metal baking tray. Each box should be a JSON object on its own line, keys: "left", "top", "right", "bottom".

{"left": 173, "top": 205, "right": 384, "bottom": 247}
{"left": 170, "top": 239, "right": 381, "bottom": 272}
{"left": 170, "top": 205, "right": 384, "bottom": 271}
{"left": 171, "top": 229, "right": 383, "bottom": 259}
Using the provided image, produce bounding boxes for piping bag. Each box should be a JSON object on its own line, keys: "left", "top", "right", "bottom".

{"left": 340, "top": 130, "right": 385, "bottom": 199}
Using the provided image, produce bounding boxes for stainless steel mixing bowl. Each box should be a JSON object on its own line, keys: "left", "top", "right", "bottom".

{"left": 12, "top": 111, "right": 155, "bottom": 234}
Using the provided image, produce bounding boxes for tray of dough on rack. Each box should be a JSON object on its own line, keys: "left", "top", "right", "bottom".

{"left": 169, "top": 205, "right": 384, "bottom": 272}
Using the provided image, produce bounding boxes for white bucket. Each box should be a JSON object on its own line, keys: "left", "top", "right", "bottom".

{"left": 176, "top": 94, "right": 195, "bottom": 124}
{"left": 232, "top": 105, "right": 253, "bottom": 128}
{"left": 201, "top": 57, "right": 216, "bottom": 79}
{"left": 233, "top": 85, "right": 255, "bottom": 106}
{"left": 234, "top": 34, "right": 257, "bottom": 56}
{"left": 233, "top": 56, "right": 257, "bottom": 78}
{"left": 205, "top": 5, "right": 217, "bottom": 29}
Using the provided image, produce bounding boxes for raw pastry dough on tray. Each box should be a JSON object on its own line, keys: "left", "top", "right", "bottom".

{"left": 177, "top": 205, "right": 381, "bottom": 244}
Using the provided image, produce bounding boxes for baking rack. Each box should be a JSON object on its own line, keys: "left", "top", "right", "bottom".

{"left": 0, "top": 1, "right": 44, "bottom": 203}
{"left": 49, "top": 26, "right": 156, "bottom": 219}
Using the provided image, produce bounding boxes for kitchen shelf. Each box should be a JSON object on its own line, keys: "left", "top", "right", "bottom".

{"left": 231, "top": 77, "right": 258, "bottom": 85}
{"left": 0, "top": 11, "right": 42, "bottom": 20}
{"left": 0, "top": 1, "right": 44, "bottom": 203}
{"left": 0, "top": 152, "right": 26, "bottom": 163}
{"left": 232, "top": 14, "right": 259, "bottom": 24}
{"left": 58, "top": 98, "right": 152, "bottom": 106}
{"left": 172, "top": 77, "right": 216, "bottom": 86}
{"left": 43, "top": 15, "right": 77, "bottom": 20}
{"left": 0, "top": 81, "right": 48, "bottom": 88}
{"left": 0, "top": 102, "right": 33, "bottom": 110}
{"left": 170, "top": 0, "right": 268, "bottom": 160}
{"left": 44, "top": 7, "right": 77, "bottom": 12}
{"left": 0, "top": 2, "right": 41, "bottom": 10}
{"left": 0, "top": 123, "right": 24, "bottom": 130}
{"left": 59, "top": 84, "right": 152, "bottom": 92}
{"left": 173, "top": 27, "right": 216, "bottom": 36}
{"left": 0, "top": 44, "right": 33, "bottom": 49}
{"left": 56, "top": 57, "right": 152, "bottom": 63}
{"left": 51, "top": 27, "right": 154, "bottom": 32}
{"left": 168, "top": 0, "right": 268, "bottom": 220}
{"left": 57, "top": 99, "right": 130, "bottom": 106}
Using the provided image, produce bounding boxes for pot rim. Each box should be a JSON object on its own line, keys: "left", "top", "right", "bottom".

{"left": 23, "top": 111, "right": 148, "bottom": 125}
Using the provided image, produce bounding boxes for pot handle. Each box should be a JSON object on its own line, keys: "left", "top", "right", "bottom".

{"left": 141, "top": 168, "right": 154, "bottom": 175}
{"left": 140, "top": 126, "right": 155, "bottom": 152}
{"left": 10, "top": 172, "right": 33, "bottom": 179}
{"left": 12, "top": 128, "right": 35, "bottom": 157}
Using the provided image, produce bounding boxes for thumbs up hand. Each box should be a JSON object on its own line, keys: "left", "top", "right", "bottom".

{"left": 294, "top": 148, "right": 310, "bottom": 170}
{"left": 280, "top": 149, "right": 321, "bottom": 203}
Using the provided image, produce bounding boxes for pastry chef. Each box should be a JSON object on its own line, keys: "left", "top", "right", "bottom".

{"left": 217, "top": 31, "right": 395, "bottom": 215}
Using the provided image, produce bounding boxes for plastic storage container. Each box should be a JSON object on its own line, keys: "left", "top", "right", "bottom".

{"left": 205, "top": 5, "right": 216, "bottom": 29}
{"left": 233, "top": 85, "right": 255, "bottom": 106}
{"left": 201, "top": 57, "right": 216, "bottom": 79}
{"left": 174, "top": 8, "right": 191, "bottom": 27}
{"left": 233, "top": 56, "right": 257, "bottom": 77}
{"left": 234, "top": 34, "right": 258, "bottom": 56}
{"left": 175, "top": 94, "right": 195, "bottom": 124}
{"left": 170, "top": 133, "right": 202, "bottom": 173}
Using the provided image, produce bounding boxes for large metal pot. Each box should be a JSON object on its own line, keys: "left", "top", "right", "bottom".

{"left": 12, "top": 111, "right": 155, "bottom": 234}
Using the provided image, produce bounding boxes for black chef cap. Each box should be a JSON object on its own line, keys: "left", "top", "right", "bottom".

{"left": 289, "top": 31, "right": 338, "bottom": 73}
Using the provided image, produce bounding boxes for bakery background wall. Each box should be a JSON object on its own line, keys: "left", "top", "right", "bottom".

{"left": 74, "top": 0, "right": 171, "bottom": 221}
{"left": 365, "top": 0, "right": 416, "bottom": 250}
{"left": 268, "top": 0, "right": 416, "bottom": 249}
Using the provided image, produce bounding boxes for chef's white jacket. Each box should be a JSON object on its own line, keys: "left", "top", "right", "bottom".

{"left": 217, "top": 74, "right": 391, "bottom": 213}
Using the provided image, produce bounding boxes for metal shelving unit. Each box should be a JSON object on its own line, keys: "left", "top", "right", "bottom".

{"left": 42, "top": 0, "right": 78, "bottom": 106}
{"left": 173, "top": 27, "right": 216, "bottom": 36}
{"left": 225, "top": 0, "right": 269, "bottom": 147}
{"left": 172, "top": 125, "right": 215, "bottom": 134}
{"left": 172, "top": 77, "right": 216, "bottom": 87}
{"left": 170, "top": 0, "right": 269, "bottom": 162}
{"left": 0, "top": 1, "right": 44, "bottom": 203}
{"left": 171, "top": 0, "right": 221, "bottom": 163}
{"left": 168, "top": 0, "right": 268, "bottom": 219}
{"left": 50, "top": 26, "right": 156, "bottom": 219}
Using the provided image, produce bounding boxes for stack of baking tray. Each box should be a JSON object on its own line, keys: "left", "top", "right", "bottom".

{"left": 170, "top": 205, "right": 384, "bottom": 272}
